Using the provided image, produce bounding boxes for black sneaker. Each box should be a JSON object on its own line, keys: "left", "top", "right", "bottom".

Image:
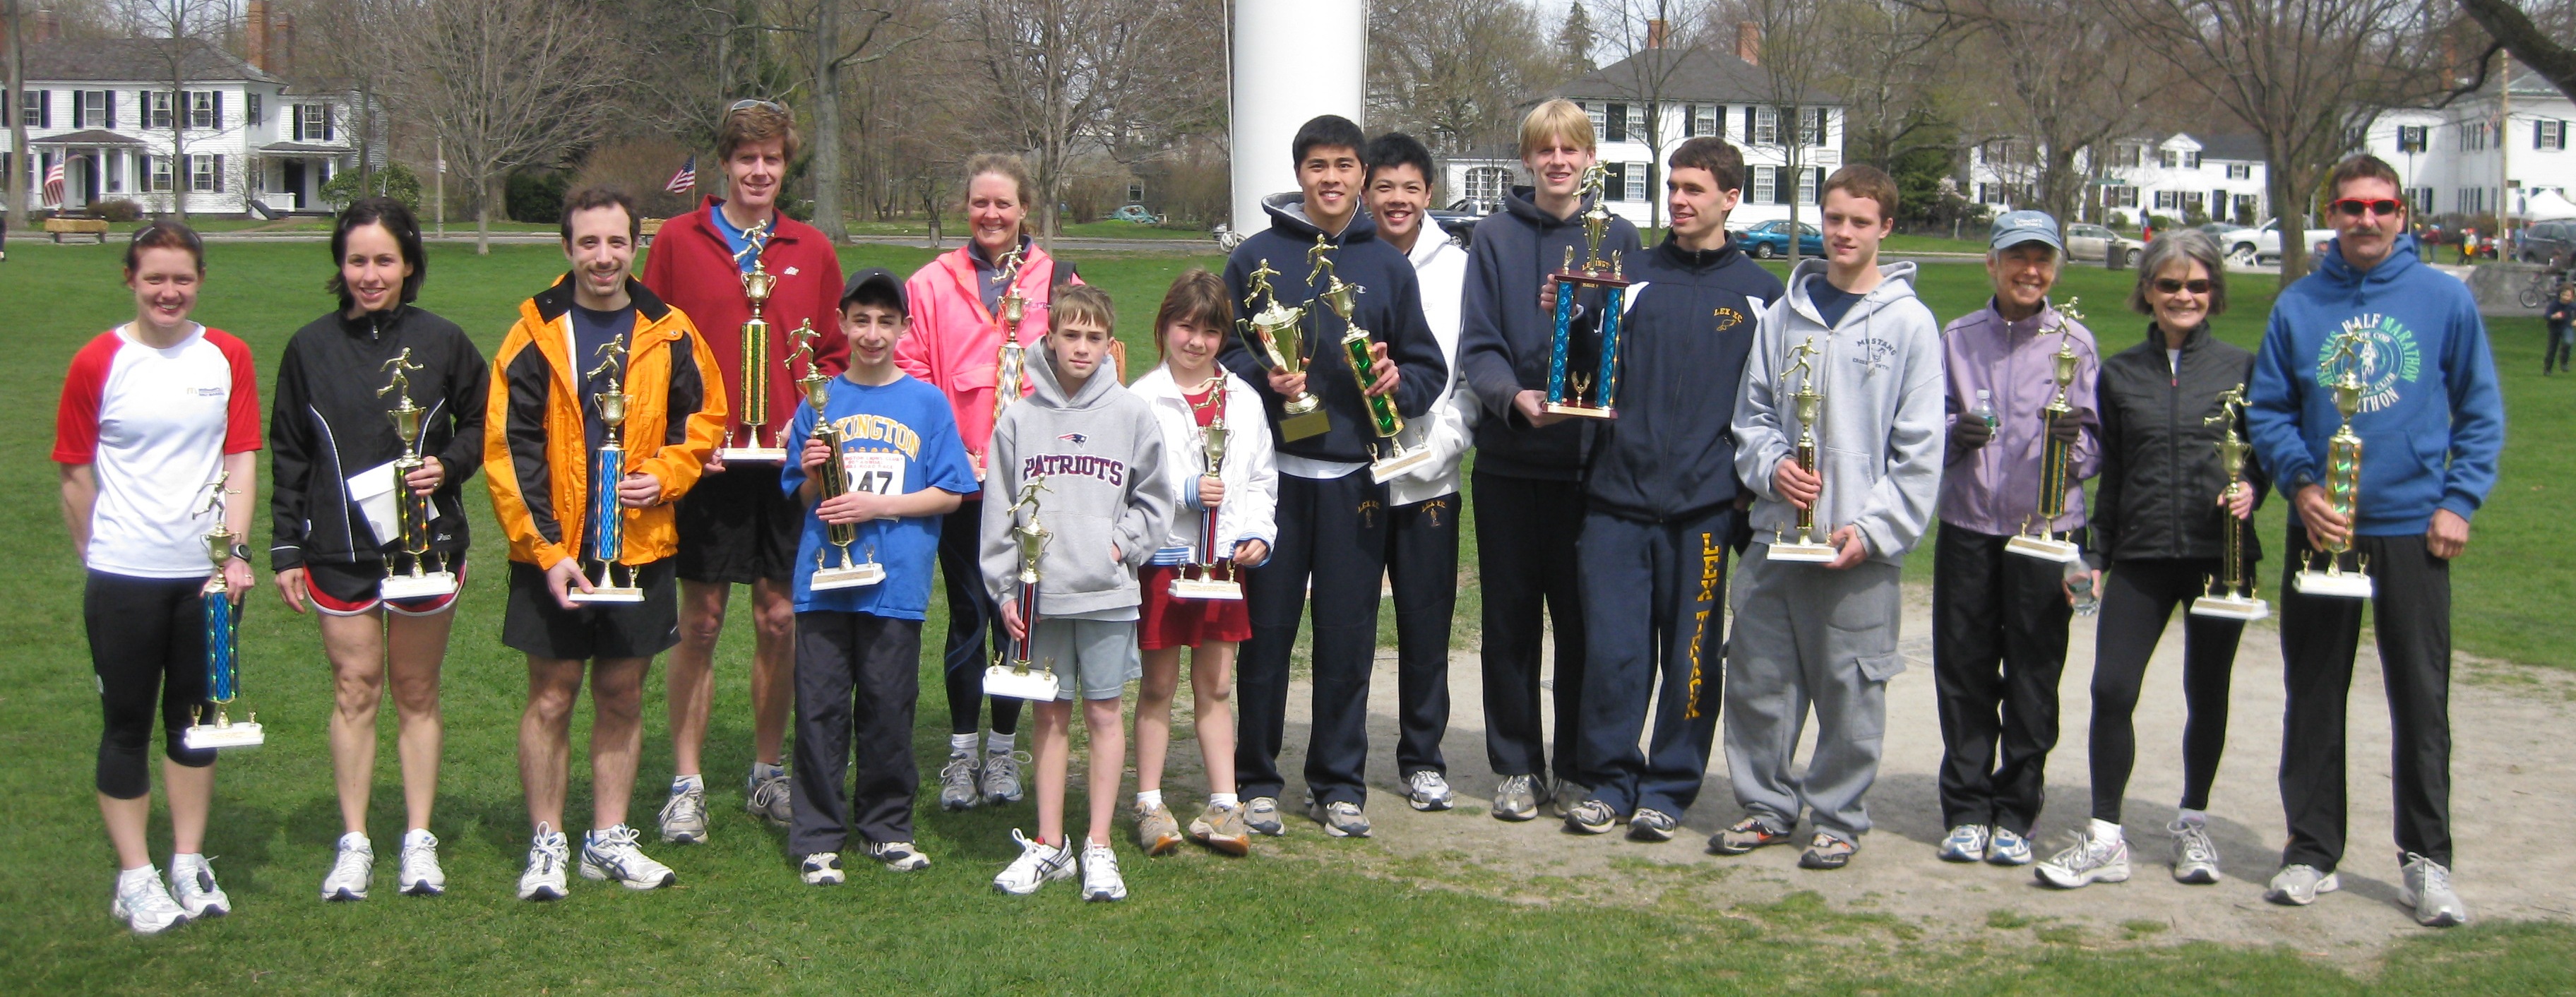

{"left": 1798, "top": 832, "right": 1856, "bottom": 870}
{"left": 1709, "top": 816, "right": 1794, "bottom": 855}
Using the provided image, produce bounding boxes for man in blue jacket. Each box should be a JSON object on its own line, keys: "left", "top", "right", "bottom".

{"left": 2246, "top": 155, "right": 2504, "bottom": 927}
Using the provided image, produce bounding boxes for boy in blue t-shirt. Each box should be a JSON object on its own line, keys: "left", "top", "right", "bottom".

{"left": 778, "top": 268, "right": 977, "bottom": 882}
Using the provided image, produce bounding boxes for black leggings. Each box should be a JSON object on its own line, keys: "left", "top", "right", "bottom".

{"left": 2087, "top": 558, "right": 2244, "bottom": 823}
{"left": 86, "top": 571, "right": 217, "bottom": 799}
{"left": 936, "top": 500, "right": 1018, "bottom": 738}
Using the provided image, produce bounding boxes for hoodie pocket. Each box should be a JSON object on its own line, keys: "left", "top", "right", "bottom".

{"left": 1040, "top": 512, "right": 1128, "bottom": 599}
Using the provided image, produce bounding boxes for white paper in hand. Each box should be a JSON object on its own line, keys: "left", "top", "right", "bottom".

{"left": 347, "top": 460, "right": 401, "bottom": 545}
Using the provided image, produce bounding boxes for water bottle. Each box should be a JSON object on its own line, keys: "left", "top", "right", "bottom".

{"left": 1970, "top": 388, "right": 1997, "bottom": 428}
{"left": 2065, "top": 560, "right": 2100, "bottom": 617}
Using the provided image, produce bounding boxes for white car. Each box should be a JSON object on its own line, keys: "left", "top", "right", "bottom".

{"left": 2063, "top": 223, "right": 2143, "bottom": 267}
{"left": 2217, "top": 220, "right": 2284, "bottom": 263}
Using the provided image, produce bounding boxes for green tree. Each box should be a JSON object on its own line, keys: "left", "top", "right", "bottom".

{"left": 319, "top": 162, "right": 424, "bottom": 210}
{"left": 1557, "top": 2, "right": 1597, "bottom": 76}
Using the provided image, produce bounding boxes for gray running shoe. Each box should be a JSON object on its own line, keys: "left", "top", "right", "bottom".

{"left": 1244, "top": 796, "right": 1287, "bottom": 837}
{"left": 1551, "top": 780, "right": 1589, "bottom": 819}
{"left": 2169, "top": 818, "right": 2222, "bottom": 884}
{"left": 1628, "top": 808, "right": 1679, "bottom": 842}
{"left": 746, "top": 769, "right": 793, "bottom": 825}
{"left": 1986, "top": 827, "right": 2035, "bottom": 866}
{"left": 2399, "top": 852, "right": 2469, "bottom": 927}
{"left": 2264, "top": 864, "right": 2340, "bottom": 906}
{"left": 1937, "top": 824, "right": 1989, "bottom": 863}
{"left": 1307, "top": 797, "right": 1373, "bottom": 838}
{"left": 1405, "top": 770, "right": 1455, "bottom": 811}
{"left": 982, "top": 750, "right": 1027, "bottom": 805}
{"left": 1189, "top": 802, "right": 1252, "bottom": 855}
{"left": 658, "top": 781, "right": 709, "bottom": 844}
{"left": 1710, "top": 816, "right": 1794, "bottom": 855}
{"left": 1135, "top": 804, "right": 1183, "bottom": 856}
{"left": 1799, "top": 832, "right": 1857, "bottom": 870}
{"left": 1491, "top": 775, "right": 1542, "bottom": 822}
{"left": 2034, "top": 829, "right": 2132, "bottom": 888}
{"left": 938, "top": 751, "right": 982, "bottom": 811}
{"left": 1564, "top": 798, "right": 1618, "bottom": 835}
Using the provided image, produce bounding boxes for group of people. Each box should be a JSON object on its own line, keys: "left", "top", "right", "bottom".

{"left": 58, "top": 98, "right": 2502, "bottom": 933}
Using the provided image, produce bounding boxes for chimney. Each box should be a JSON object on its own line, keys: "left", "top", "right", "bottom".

{"left": 1736, "top": 21, "right": 1760, "bottom": 66}
{"left": 246, "top": 0, "right": 269, "bottom": 74}
{"left": 33, "top": 8, "right": 60, "bottom": 44}
{"left": 1646, "top": 18, "right": 1669, "bottom": 50}
{"left": 273, "top": 13, "right": 294, "bottom": 77}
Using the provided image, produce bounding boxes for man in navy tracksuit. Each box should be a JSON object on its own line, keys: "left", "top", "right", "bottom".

{"left": 1453, "top": 99, "right": 1644, "bottom": 819}
{"left": 1218, "top": 114, "right": 1449, "bottom": 838}
{"left": 1563, "top": 138, "right": 1782, "bottom": 842}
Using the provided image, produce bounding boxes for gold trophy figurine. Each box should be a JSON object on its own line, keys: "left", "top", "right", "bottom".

{"left": 983, "top": 477, "right": 1062, "bottom": 701}
{"left": 1171, "top": 381, "right": 1245, "bottom": 600}
{"left": 183, "top": 474, "right": 264, "bottom": 750}
{"left": 570, "top": 338, "right": 646, "bottom": 603}
{"left": 377, "top": 349, "right": 459, "bottom": 599}
{"left": 1769, "top": 336, "right": 1839, "bottom": 562}
{"left": 722, "top": 217, "right": 787, "bottom": 462}
{"left": 1241, "top": 258, "right": 1330, "bottom": 441}
{"left": 2191, "top": 383, "right": 2270, "bottom": 620}
{"left": 989, "top": 246, "right": 1033, "bottom": 436}
{"left": 796, "top": 320, "right": 885, "bottom": 590}
{"left": 2008, "top": 297, "right": 2089, "bottom": 562}
{"left": 2294, "top": 329, "right": 2375, "bottom": 598}
{"left": 1311, "top": 236, "right": 1431, "bottom": 482}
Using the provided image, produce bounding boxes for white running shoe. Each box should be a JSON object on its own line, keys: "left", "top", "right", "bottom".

{"left": 1405, "top": 770, "right": 1455, "bottom": 811}
{"left": 982, "top": 750, "right": 1027, "bottom": 805}
{"left": 992, "top": 830, "right": 1076, "bottom": 895}
{"left": 2169, "top": 818, "right": 2222, "bottom": 885}
{"left": 2264, "top": 864, "right": 2340, "bottom": 906}
{"left": 518, "top": 824, "right": 571, "bottom": 902}
{"left": 1080, "top": 840, "right": 1128, "bottom": 902}
{"left": 800, "top": 852, "right": 846, "bottom": 885}
{"left": 168, "top": 854, "right": 231, "bottom": 919}
{"left": 869, "top": 840, "right": 931, "bottom": 871}
{"left": 2399, "top": 852, "right": 2470, "bottom": 927}
{"left": 1937, "top": 824, "right": 1990, "bottom": 862}
{"left": 112, "top": 866, "right": 189, "bottom": 935}
{"left": 321, "top": 833, "right": 373, "bottom": 902}
{"left": 2034, "top": 829, "right": 2132, "bottom": 888}
{"left": 398, "top": 829, "right": 446, "bottom": 896}
{"left": 659, "top": 780, "right": 709, "bottom": 844}
{"left": 1986, "top": 827, "right": 2035, "bottom": 866}
{"left": 580, "top": 825, "right": 676, "bottom": 890}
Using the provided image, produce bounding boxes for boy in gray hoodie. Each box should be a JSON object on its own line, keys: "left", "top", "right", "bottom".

{"left": 1716, "top": 165, "right": 1945, "bottom": 870}
{"left": 981, "top": 285, "right": 1174, "bottom": 901}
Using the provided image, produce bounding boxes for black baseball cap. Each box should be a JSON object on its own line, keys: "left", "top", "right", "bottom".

{"left": 839, "top": 267, "right": 907, "bottom": 311}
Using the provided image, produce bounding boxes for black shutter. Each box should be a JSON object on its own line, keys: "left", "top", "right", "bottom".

{"left": 36, "top": 90, "right": 49, "bottom": 129}
{"left": 104, "top": 90, "right": 117, "bottom": 129}
{"left": 212, "top": 91, "right": 225, "bottom": 129}
{"left": 213, "top": 155, "right": 227, "bottom": 193}
{"left": 1743, "top": 107, "right": 1756, "bottom": 143}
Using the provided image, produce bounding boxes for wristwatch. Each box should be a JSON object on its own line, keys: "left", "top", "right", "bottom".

{"left": 228, "top": 542, "right": 252, "bottom": 562}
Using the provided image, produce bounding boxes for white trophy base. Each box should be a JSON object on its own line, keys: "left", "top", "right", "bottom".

{"left": 1767, "top": 539, "right": 1839, "bottom": 563}
{"left": 983, "top": 664, "right": 1061, "bottom": 701}
{"left": 2190, "top": 595, "right": 2271, "bottom": 621}
{"left": 182, "top": 719, "right": 265, "bottom": 751}
{"left": 1369, "top": 446, "right": 1433, "bottom": 483}
{"left": 719, "top": 447, "right": 787, "bottom": 464}
{"left": 2005, "top": 535, "right": 2084, "bottom": 563}
{"left": 811, "top": 562, "right": 886, "bottom": 591}
{"left": 1169, "top": 576, "right": 1244, "bottom": 600}
{"left": 568, "top": 587, "right": 645, "bottom": 604}
{"left": 1542, "top": 402, "right": 1616, "bottom": 419}
{"left": 379, "top": 571, "right": 459, "bottom": 601}
{"left": 2294, "top": 570, "right": 2374, "bottom": 599}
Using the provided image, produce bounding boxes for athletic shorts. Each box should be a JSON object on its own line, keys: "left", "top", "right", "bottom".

{"left": 1026, "top": 617, "right": 1140, "bottom": 702}
{"left": 1136, "top": 564, "right": 1251, "bottom": 650}
{"left": 674, "top": 465, "right": 803, "bottom": 585}
{"left": 501, "top": 559, "right": 679, "bottom": 661}
{"left": 306, "top": 555, "right": 467, "bottom": 617}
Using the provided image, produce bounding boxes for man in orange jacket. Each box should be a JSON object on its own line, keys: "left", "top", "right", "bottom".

{"left": 486, "top": 186, "right": 727, "bottom": 901}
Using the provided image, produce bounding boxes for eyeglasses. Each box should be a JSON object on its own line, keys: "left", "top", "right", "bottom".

{"left": 2332, "top": 198, "right": 2403, "bottom": 218}
{"left": 2152, "top": 277, "right": 2212, "bottom": 295}
{"left": 727, "top": 99, "right": 785, "bottom": 114}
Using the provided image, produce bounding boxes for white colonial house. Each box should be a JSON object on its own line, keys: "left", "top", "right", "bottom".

{"left": 1965, "top": 132, "right": 2272, "bottom": 227}
{"left": 1443, "top": 45, "right": 1844, "bottom": 229}
{"left": 7, "top": 35, "right": 371, "bottom": 217}
{"left": 2366, "top": 66, "right": 2576, "bottom": 222}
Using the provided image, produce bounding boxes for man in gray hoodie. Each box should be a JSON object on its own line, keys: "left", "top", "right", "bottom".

{"left": 1716, "top": 165, "right": 1945, "bottom": 871}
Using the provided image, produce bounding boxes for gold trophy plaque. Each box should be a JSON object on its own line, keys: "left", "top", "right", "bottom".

{"left": 1770, "top": 336, "right": 1839, "bottom": 562}
{"left": 721, "top": 217, "right": 788, "bottom": 462}
{"left": 376, "top": 348, "right": 459, "bottom": 600}
{"left": 1240, "top": 259, "right": 1330, "bottom": 442}
{"left": 1311, "top": 237, "right": 1430, "bottom": 482}
{"left": 2006, "top": 299, "right": 2089, "bottom": 562}
{"left": 569, "top": 338, "right": 645, "bottom": 603}
{"left": 2293, "top": 329, "right": 2374, "bottom": 599}
{"left": 2190, "top": 383, "right": 2270, "bottom": 620}
{"left": 794, "top": 321, "right": 884, "bottom": 590}
{"left": 183, "top": 474, "right": 264, "bottom": 750}
{"left": 983, "top": 477, "right": 1062, "bottom": 700}
{"left": 1170, "top": 380, "right": 1246, "bottom": 600}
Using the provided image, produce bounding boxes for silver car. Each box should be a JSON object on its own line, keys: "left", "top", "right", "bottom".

{"left": 2063, "top": 223, "right": 2143, "bottom": 267}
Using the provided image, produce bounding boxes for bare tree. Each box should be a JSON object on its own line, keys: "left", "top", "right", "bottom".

{"left": 1369, "top": 0, "right": 1561, "bottom": 157}
{"left": 1948, "top": 0, "right": 2166, "bottom": 226}
{"left": 1590, "top": 0, "right": 1712, "bottom": 228}
{"left": 2455, "top": 0, "right": 2576, "bottom": 102}
{"left": 1823, "top": 0, "right": 1961, "bottom": 172}
{"left": 957, "top": 0, "right": 1209, "bottom": 239}
{"left": 118, "top": 0, "right": 229, "bottom": 220}
{"left": 280, "top": 0, "right": 400, "bottom": 182}
{"left": 799, "top": 0, "right": 924, "bottom": 241}
{"left": 1722, "top": 0, "right": 1830, "bottom": 263}
{"left": 389, "top": 0, "right": 618, "bottom": 253}
{"left": 8, "top": 0, "right": 25, "bottom": 228}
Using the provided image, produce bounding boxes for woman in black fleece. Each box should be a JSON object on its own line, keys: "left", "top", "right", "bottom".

{"left": 268, "top": 198, "right": 488, "bottom": 900}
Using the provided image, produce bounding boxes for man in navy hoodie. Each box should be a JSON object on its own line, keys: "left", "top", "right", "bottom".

{"left": 2246, "top": 154, "right": 2503, "bottom": 927}
{"left": 1217, "top": 114, "right": 1448, "bottom": 838}
{"left": 1562, "top": 137, "right": 1781, "bottom": 842}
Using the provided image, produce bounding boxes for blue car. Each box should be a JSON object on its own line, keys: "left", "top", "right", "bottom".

{"left": 1732, "top": 220, "right": 1823, "bottom": 260}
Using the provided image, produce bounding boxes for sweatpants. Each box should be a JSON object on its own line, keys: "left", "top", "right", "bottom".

{"left": 1237, "top": 470, "right": 1388, "bottom": 807}
{"left": 1931, "top": 524, "right": 2075, "bottom": 837}
{"left": 1384, "top": 493, "right": 1459, "bottom": 777}
{"left": 1575, "top": 508, "right": 1731, "bottom": 817}
{"left": 2088, "top": 557, "right": 2243, "bottom": 823}
{"left": 1471, "top": 470, "right": 1587, "bottom": 784}
{"left": 1721, "top": 544, "right": 1904, "bottom": 840}
{"left": 789, "top": 610, "right": 924, "bottom": 853}
{"left": 2548, "top": 323, "right": 2572, "bottom": 373}
{"left": 86, "top": 570, "right": 217, "bottom": 799}
{"left": 2277, "top": 523, "right": 2452, "bottom": 871}
{"left": 936, "top": 500, "right": 1019, "bottom": 739}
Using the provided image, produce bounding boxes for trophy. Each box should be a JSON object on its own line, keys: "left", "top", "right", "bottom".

{"left": 2006, "top": 298, "right": 2089, "bottom": 563}
{"left": 1169, "top": 380, "right": 1244, "bottom": 600}
{"left": 721, "top": 217, "right": 787, "bottom": 462}
{"left": 376, "top": 349, "right": 458, "bottom": 600}
{"left": 1239, "top": 259, "right": 1330, "bottom": 442}
{"left": 183, "top": 474, "right": 263, "bottom": 751}
{"left": 569, "top": 337, "right": 645, "bottom": 603}
{"left": 1544, "top": 163, "right": 1633, "bottom": 419}
{"left": 1769, "top": 336, "right": 1839, "bottom": 562}
{"left": 794, "top": 320, "right": 883, "bottom": 590}
{"left": 1312, "top": 236, "right": 1430, "bottom": 482}
{"left": 2191, "top": 383, "right": 2269, "bottom": 620}
{"left": 983, "top": 477, "right": 1062, "bottom": 701}
{"left": 2293, "top": 328, "right": 2374, "bottom": 599}
{"left": 989, "top": 246, "right": 1033, "bottom": 435}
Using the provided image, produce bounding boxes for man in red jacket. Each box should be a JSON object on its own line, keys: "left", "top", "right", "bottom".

{"left": 638, "top": 99, "right": 849, "bottom": 844}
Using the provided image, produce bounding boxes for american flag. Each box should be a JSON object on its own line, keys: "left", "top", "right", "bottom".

{"left": 664, "top": 155, "right": 697, "bottom": 196}
{"left": 42, "top": 160, "right": 66, "bottom": 207}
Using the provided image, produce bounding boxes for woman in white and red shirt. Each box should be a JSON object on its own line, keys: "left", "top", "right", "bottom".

{"left": 54, "top": 222, "right": 261, "bottom": 935}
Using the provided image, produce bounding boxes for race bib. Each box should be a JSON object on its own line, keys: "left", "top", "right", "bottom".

{"left": 842, "top": 450, "right": 905, "bottom": 496}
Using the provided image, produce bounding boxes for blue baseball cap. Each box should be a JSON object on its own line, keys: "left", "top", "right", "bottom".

{"left": 1989, "top": 210, "right": 2063, "bottom": 255}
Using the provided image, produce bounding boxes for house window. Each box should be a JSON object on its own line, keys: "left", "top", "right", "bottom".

{"left": 1986, "top": 140, "right": 2030, "bottom": 167}
{"left": 2538, "top": 119, "right": 2568, "bottom": 151}
{"left": 246, "top": 93, "right": 262, "bottom": 126}
{"left": 145, "top": 91, "right": 173, "bottom": 129}
{"left": 2153, "top": 190, "right": 2179, "bottom": 211}
{"left": 1801, "top": 108, "right": 1826, "bottom": 147}
{"left": 1693, "top": 104, "right": 1719, "bottom": 138}
{"left": 1465, "top": 166, "right": 1508, "bottom": 207}
{"left": 1625, "top": 162, "right": 1650, "bottom": 203}
{"left": 1753, "top": 166, "right": 1777, "bottom": 204}
{"left": 1585, "top": 102, "right": 1606, "bottom": 138}
{"left": 189, "top": 154, "right": 225, "bottom": 192}
{"left": 2157, "top": 149, "right": 2177, "bottom": 169}
{"left": 2462, "top": 121, "right": 2488, "bottom": 152}
{"left": 2404, "top": 186, "right": 2433, "bottom": 214}
{"left": 1601, "top": 162, "right": 1627, "bottom": 201}
{"left": 2181, "top": 151, "right": 2202, "bottom": 169}
{"left": 1126, "top": 183, "right": 1143, "bottom": 203}
{"left": 2397, "top": 125, "right": 2428, "bottom": 153}
{"left": 2225, "top": 163, "right": 2251, "bottom": 179}
{"left": 145, "top": 154, "right": 174, "bottom": 192}
{"left": 2113, "top": 145, "right": 2143, "bottom": 168}
{"left": 1604, "top": 103, "right": 1628, "bottom": 143}
{"left": 295, "top": 104, "right": 335, "bottom": 143}
{"left": 2104, "top": 185, "right": 2138, "bottom": 208}
{"left": 186, "top": 90, "right": 217, "bottom": 130}
{"left": 1753, "top": 107, "right": 1778, "bottom": 146}
{"left": 16, "top": 89, "right": 45, "bottom": 129}
{"left": 76, "top": 90, "right": 108, "bottom": 129}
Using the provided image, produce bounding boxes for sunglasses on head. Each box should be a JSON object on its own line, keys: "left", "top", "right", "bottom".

{"left": 2152, "top": 277, "right": 2212, "bottom": 295}
{"left": 2332, "top": 198, "right": 2403, "bottom": 218}
{"left": 727, "top": 98, "right": 785, "bottom": 114}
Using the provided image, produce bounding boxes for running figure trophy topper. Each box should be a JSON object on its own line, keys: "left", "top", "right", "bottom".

{"left": 1770, "top": 335, "right": 1839, "bottom": 562}
{"left": 1544, "top": 162, "right": 1633, "bottom": 418}
{"left": 1169, "top": 378, "right": 1244, "bottom": 599}
{"left": 2190, "top": 383, "right": 2269, "bottom": 620}
{"left": 2293, "top": 327, "right": 2374, "bottom": 598}
{"left": 722, "top": 217, "right": 787, "bottom": 462}
{"left": 989, "top": 246, "right": 1033, "bottom": 437}
{"left": 794, "top": 319, "right": 883, "bottom": 590}
{"left": 2006, "top": 297, "right": 2089, "bottom": 562}
{"left": 570, "top": 336, "right": 645, "bottom": 603}
{"left": 1312, "top": 235, "right": 1430, "bottom": 482}
{"left": 377, "top": 348, "right": 458, "bottom": 599}
{"left": 184, "top": 473, "right": 263, "bottom": 750}
{"left": 984, "top": 477, "right": 1062, "bottom": 700}
{"left": 1240, "top": 259, "right": 1330, "bottom": 441}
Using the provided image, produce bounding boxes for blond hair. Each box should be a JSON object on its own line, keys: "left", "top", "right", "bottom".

{"left": 1520, "top": 99, "right": 1597, "bottom": 158}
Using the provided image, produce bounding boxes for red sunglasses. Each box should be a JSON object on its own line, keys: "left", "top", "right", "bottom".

{"left": 2332, "top": 198, "right": 2403, "bottom": 218}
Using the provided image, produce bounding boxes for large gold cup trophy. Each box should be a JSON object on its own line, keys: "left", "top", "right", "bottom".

{"left": 376, "top": 348, "right": 458, "bottom": 600}
{"left": 1240, "top": 260, "right": 1330, "bottom": 441}
{"left": 2190, "top": 383, "right": 2269, "bottom": 620}
{"left": 2293, "top": 329, "right": 2374, "bottom": 598}
{"left": 721, "top": 218, "right": 788, "bottom": 462}
{"left": 982, "top": 477, "right": 1062, "bottom": 700}
{"left": 2006, "top": 299, "right": 2089, "bottom": 562}
{"left": 1769, "top": 336, "right": 1839, "bottom": 562}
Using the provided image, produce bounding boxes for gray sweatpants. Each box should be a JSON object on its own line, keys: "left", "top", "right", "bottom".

{"left": 1721, "top": 543, "right": 1907, "bottom": 842}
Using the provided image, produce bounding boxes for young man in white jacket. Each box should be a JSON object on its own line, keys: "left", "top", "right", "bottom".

{"left": 1364, "top": 133, "right": 1478, "bottom": 812}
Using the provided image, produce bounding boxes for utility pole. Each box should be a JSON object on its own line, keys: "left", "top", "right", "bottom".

{"left": 2499, "top": 49, "right": 2514, "bottom": 259}
{"left": 7, "top": 0, "right": 28, "bottom": 229}
{"left": 434, "top": 136, "right": 443, "bottom": 237}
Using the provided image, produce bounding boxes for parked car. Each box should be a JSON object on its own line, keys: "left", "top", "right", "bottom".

{"left": 1733, "top": 220, "right": 1823, "bottom": 259}
{"left": 2063, "top": 223, "right": 2142, "bottom": 267}
{"left": 2517, "top": 219, "right": 2576, "bottom": 265}
{"left": 2217, "top": 219, "right": 2286, "bottom": 263}
{"left": 1427, "top": 198, "right": 1486, "bottom": 242}
{"left": 1108, "top": 204, "right": 1165, "bottom": 224}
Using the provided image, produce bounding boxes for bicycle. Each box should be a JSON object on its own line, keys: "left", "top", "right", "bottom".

{"left": 2519, "top": 268, "right": 2565, "bottom": 310}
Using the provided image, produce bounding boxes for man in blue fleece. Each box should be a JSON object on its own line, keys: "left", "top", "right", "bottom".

{"left": 2246, "top": 155, "right": 2504, "bottom": 927}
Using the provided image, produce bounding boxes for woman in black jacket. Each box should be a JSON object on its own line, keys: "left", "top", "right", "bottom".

{"left": 2034, "top": 229, "right": 2263, "bottom": 891}
{"left": 268, "top": 197, "right": 487, "bottom": 902}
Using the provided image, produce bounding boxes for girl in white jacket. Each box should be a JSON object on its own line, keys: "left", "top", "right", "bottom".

{"left": 1128, "top": 270, "right": 1278, "bottom": 858}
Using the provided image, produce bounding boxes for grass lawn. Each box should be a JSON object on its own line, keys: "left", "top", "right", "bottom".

{"left": 4, "top": 241, "right": 2570, "bottom": 992}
